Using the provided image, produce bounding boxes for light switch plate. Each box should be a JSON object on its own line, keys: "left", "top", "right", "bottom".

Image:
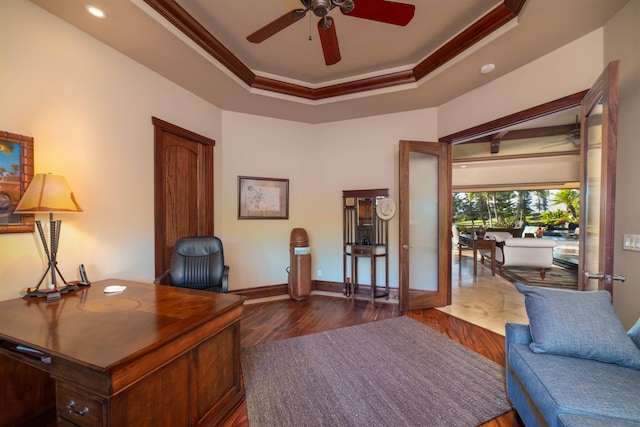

{"left": 623, "top": 234, "right": 640, "bottom": 251}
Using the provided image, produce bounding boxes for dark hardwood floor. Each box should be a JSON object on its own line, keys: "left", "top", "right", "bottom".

{"left": 225, "top": 295, "right": 523, "bottom": 427}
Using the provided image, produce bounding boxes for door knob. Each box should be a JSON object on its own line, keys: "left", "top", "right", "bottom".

{"left": 584, "top": 272, "right": 603, "bottom": 279}
{"left": 402, "top": 244, "right": 409, "bottom": 250}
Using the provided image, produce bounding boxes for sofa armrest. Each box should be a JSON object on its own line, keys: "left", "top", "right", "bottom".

{"left": 505, "top": 323, "right": 532, "bottom": 373}
{"left": 506, "top": 323, "right": 532, "bottom": 346}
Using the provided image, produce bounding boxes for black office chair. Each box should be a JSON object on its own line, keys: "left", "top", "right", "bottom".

{"left": 154, "top": 236, "right": 229, "bottom": 293}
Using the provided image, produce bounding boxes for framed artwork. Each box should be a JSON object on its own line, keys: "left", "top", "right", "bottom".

{"left": 0, "top": 131, "right": 34, "bottom": 233}
{"left": 238, "top": 176, "right": 289, "bottom": 219}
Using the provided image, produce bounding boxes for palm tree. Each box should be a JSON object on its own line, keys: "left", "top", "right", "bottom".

{"left": 0, "top": 141, "right": 15, "bottom": 155}
{"left": 552, "top": 189, "right": 580, "bottom": 218}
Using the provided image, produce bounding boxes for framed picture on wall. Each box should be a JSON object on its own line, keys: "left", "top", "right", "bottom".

{"left": 0, "top": 131, "right": 34, "bottom": 233}
{"left": 238, "top": 176, "right": 289, "bottom": 219}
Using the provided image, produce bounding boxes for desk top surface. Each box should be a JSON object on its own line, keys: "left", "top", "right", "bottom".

{"left": 0, "top": 279, "right": 245, "bottom": 369}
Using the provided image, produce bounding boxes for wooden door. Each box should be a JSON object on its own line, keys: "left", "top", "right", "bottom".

{"left": 579, "top": 61, "right": 621, "bottom": 293}
{"left": 399, "top": 140, "right": 452, "bottom": 311}
{"left": 153, "top": 117, "right": 215, "bottom": 277}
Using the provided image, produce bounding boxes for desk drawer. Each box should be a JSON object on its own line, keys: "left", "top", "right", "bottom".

{"left": 353, "top": 247, "right": 374, "bottom": 256}
{"left": 57, "top": 384, "right": 105, "bottom": 426}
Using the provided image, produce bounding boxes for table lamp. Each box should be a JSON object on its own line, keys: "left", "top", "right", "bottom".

{"left": 14, "top": 173, "right": 83, "bottom": 300}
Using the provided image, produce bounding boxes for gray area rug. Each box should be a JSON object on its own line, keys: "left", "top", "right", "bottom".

{"left": 241, "top": 316, "right": 511, "bottom": 427}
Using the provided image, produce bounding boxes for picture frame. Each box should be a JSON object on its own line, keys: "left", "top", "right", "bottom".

{"left": 238, "top": 176, "right": 289, "bottom": 219}
{"left": 0, "top": 131, "right": 35, "bottom": 233}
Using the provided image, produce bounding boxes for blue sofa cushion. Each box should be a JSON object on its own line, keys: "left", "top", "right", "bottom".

{"left": 629, "top": 318, "right": 640, "bottom": 349}
{"left": 515, "top": 282, "right": 640, "bottom": 370}
{"left": 509, "top": 342, "right": 640, "bottom": 424}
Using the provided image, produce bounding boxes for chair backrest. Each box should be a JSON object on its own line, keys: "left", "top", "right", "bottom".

{"left": 168, "top": 236, "right": 225, "bottom": 291}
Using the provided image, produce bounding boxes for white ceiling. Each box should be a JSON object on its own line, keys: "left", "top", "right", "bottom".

{"left": 30, "top": 0, "right": 629, "bottom": 124}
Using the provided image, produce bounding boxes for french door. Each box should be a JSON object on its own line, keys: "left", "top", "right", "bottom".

{"left": 579, "top": 61, "right": 622, "bottom": 293}
{"left": 399, "top": 140, "right": 451, "bottom": 311}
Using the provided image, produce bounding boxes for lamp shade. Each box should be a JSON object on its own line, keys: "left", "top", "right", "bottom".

{"left": 14, "top": 173, "right": 83, "bottom": 213}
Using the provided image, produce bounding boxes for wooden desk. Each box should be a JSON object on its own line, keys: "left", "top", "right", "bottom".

{"left": 457, "top": 234, "right": 496, "bottom": 276}
{"left": 0, "top": 279, "right": 246, "bottom": 427}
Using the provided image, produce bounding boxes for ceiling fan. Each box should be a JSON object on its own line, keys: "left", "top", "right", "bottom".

{"left": 541, "top": 116, "right": 581, "bottom": 150}
{"left": 247, "top": 0, "right": 415, "bottom": 66}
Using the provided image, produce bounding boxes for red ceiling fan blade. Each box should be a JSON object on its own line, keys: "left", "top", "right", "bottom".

{"left": 247, "top": 9, "right": 306, "bottom": 43}
{"left": 318, "top": 17, "right": 341, "bottom": 65}
{"left": 343, "top": 0, "right": 415, "bottom": 26}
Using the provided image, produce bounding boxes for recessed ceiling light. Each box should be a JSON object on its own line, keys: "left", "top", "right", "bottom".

{"left": 460, "top": 165, "right": 468, "bottom": 168}
{"left": 480, "top": 63, "right": 495, "bottom": 74}
{"left": 85, "top": 5, "right": 107, "bottom": 19}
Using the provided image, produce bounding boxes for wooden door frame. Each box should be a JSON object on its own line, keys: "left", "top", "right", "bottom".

{"left": 439, "top": 91, "right": 588, "bottom": 287}
{"left": 399, "top": 140, "right": 452, "bottom": 311}
{"left": 152, "top": 117, "right": 215, "bottom": 276}
{"left": 439, "top": 91, "right": 588, "bottom": 145}
{"left": 578, "top": 60, "right": 620, "bottom": 293}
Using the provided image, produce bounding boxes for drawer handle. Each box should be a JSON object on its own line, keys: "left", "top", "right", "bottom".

{"left": 66, "top": 400, "right": 89, "bottom": 417}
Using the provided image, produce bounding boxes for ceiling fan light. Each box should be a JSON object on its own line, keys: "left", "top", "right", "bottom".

{"left": 312, "top": 0, "right": 331, "bottom": 17}
{"left": 333, "top": 0, "right": 355, "bottom": 14}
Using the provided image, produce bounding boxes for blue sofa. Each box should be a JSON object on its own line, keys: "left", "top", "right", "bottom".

{"left": 506, "top": 283, "right": 640, "bottom": 427}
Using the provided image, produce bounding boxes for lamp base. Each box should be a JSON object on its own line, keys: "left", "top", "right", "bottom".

{"left": 23, "top": 284, "right": 80, "bottom": 301}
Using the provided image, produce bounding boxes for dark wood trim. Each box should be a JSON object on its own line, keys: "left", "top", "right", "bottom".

{"left": 453, "top": 182, "right": 579, "bottom": 191}
{"left": 0, "top": 131, "right": 35, "bottom": 234}
{"left": 313, "top": 280, "right": 344, "bottom": 294}
{"left": 414, "top": 0, "right": 525, "bottom": 80}
{"left": 231, "top": 284, "right": 289, "bottom": 300}
{"left": 460, "top": 124, "right": 578, "bottom": 145}
{"left": 142, "top": 0, "right": 527, "bottom": 100}
{"left": 578, "top": 61, "right": 619, "bottom": 294}
{"left": 453, "top": 150, "right": 579, "bottom": 163}
{"left": 231, "top": 281, "right": 381, "bottom": 300}
{"left": 142, "top": 0, "right": 255, "bottom": 87}
{"left": 252, "top": 76, "right": 316, "bottom": 100}
{"left": 440, "top": 90, "right": 589, "bottom": 144}
{"left": 342, "top": 188, "right": 389, "bottom": 198}
{"left": 313, "top": 70, "right": 417, "bottom": 100}
{"left": 151, "top": 117, "right": 216, "bottom": 146}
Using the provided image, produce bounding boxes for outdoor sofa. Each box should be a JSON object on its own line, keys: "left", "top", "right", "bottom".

{"left": 506, "top": 283, "right": 640, "bottom": 427}
{"left": 481, "top": 231, "right": 558, "bottom": 279}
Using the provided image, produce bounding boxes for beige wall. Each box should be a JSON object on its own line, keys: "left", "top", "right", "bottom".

{"left": 0, "top": 1, "right": 222, "bottom": 301}
{"left": 438, "top": 28, "right": 604, "bottom": 136}
{"left": 219, "top": 109, "right": 437, "bottom": 290}
{"left": 606, "top": 0, "right": 640, "bottom": 329}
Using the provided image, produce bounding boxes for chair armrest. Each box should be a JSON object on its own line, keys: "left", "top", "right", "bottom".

{"left": 221, "top": 265, "right": 229, "bottom": 293}
{"left": 153, "top": 269, "right": 170, "bottom": 285}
